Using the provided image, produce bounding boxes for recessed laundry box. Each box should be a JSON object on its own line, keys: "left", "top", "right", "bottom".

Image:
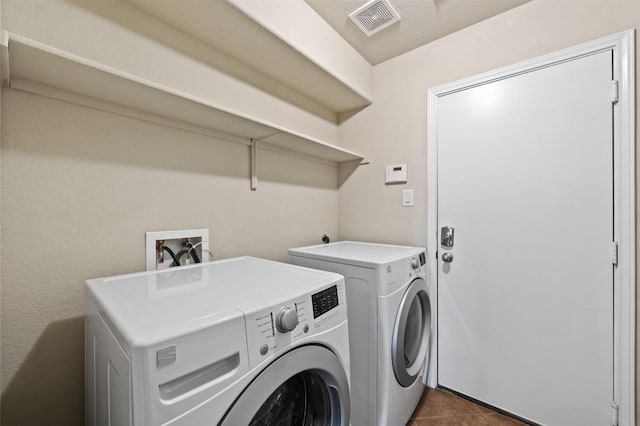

{"left": 85, "top": 256, "right": 351, "bottom": 425}
{"left": 289, "top": 241, "right": 432, "bottom": 426}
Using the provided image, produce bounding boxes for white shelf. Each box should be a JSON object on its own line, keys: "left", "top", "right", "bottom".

{"left": 127, "top": 0, "right": 373, "bottom": 114}
{"left": 0, "top": 33, "right": 365, "bottom": 185}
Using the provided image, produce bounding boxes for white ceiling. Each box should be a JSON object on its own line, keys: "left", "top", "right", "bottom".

{"left": 305, "top": 0, "right": 530, "bottom": 65}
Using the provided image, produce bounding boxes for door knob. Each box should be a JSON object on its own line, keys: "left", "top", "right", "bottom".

{"left": 442, "top": 252, "right": 454, "bottom": 263}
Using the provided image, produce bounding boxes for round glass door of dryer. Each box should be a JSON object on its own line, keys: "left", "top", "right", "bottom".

{"left": 221, "top": 345, "right": 350, "bottom": 426}
{"left": 391, "top": 277, "right": 432, "bottom": 387}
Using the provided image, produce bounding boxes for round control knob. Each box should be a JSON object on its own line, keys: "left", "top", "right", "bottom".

{"left": 411, "top": 257, "right": 419, "bottom": 269}
{"left": 276, "top": 307, "right": 299, "bottom": 333}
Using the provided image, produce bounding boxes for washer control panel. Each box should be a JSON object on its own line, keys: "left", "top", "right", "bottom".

{"left": 408, "top": 251, "right": 427, "bottom": 276}
{"left": 244, "top": 279, "right": 346, "bottom": 368}
{"left": 311, "top": 285, "right": 339, "bottom": 319}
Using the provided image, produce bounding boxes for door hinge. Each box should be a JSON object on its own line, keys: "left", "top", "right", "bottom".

{"left": 612, "top": 241, "right": 619, "bottom": 267}
{"left": 611, "top": 80, "right": 619, "bottom": 104}
{"left": 611, "top": 401, "right": 619, "bottom": 426}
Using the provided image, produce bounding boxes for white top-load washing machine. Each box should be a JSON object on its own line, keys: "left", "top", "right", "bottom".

{"left": 85, "top": 256, "right": 350, "bottom": 425}
{"left": 289, "top": 241, "right": 432, "bottom": 426}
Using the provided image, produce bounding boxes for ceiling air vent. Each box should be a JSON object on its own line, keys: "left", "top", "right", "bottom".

{"left": 349, "top": 0, "right": 401, "bottom": 36}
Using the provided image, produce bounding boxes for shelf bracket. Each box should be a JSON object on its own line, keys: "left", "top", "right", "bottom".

{"left": 250, "top": 132, "right": 280, "bottom": 190}
{"left": 250, "top": 138, "right": 261, "bottom": 190}
{"left": 0, "top": 31, "right": 10, "bottom": 87}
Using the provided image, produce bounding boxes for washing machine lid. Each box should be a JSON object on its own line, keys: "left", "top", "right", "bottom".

{"left": 289, "top": 241, "right": 424, "bottom": 269}
{"left": 221, "top": 345, "right": 350, "bottom": 426}
{"left": 85, "top": 257, "right": 343, "bottom": 346}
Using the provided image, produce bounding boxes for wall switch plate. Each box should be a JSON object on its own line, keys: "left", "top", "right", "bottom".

{"left": 146, "top": 229, "right": 209, "bottom": 271}
{"left": 403, "top": 189, "right": 414, "bottom": 207}
{"left": 385, "top": 164, "right": 407, "bottom": 184}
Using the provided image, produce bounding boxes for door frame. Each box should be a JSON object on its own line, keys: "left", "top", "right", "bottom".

{"left": 426, "top": 30, "right": 635, "bottom": 425}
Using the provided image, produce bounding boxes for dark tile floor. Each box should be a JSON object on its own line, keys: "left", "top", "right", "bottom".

{"left": 408, "top": 388, "right": 529, "bottom": 425}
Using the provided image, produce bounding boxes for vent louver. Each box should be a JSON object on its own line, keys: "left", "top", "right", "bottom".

{"left": 349, "top": 0, "right": 401, "bottom": 36}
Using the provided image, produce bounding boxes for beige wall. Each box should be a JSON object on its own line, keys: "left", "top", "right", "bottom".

{"left": 1, "top": 90, "right": 339, "bottom": 424}
{"left": 338, "top": 0, "right": 639, "bottom": 422}
{"left": 0, "top": 2, "right": 344, "bottom": 425}
{"left": 1, "top": 0, "right": 638, "bottom": 424}
{"left": 339, "top": 0, "right": 640, "bottom": 245}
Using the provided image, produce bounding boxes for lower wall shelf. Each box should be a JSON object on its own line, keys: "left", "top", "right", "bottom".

{"left": 0, "top": 31, "right": 366, "bottom": 189}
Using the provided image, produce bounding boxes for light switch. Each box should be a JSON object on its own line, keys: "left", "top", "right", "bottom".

{"left": 403, "top": 189, "right": 414, "bottom": 207}
{"left": 385, "top": 164, "right": 407, "bottom": 184}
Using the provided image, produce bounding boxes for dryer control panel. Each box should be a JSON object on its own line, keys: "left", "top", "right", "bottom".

{"left": 379, "top": 250, "right": 427, "bottom": 296}
{"left": 244, "top": 279, "right": 346, "bottom": 369}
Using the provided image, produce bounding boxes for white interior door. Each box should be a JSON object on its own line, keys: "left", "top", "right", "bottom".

{"left": 437, "top": 51, "right": 614, "bottom": 426}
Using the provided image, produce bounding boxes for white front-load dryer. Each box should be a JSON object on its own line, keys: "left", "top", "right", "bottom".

{"left": 289, "top": 241, "right": 432, "bottom": 426}
{"left": 85, "top": 256, "right": 350, "bottom": 425}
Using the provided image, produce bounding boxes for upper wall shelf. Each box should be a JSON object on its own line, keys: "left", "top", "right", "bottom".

{"left": 125, "top": 0, "right": 373, "bottom": 114}
{"left": 0, "top": 33, "right": 365, "bottom": 187}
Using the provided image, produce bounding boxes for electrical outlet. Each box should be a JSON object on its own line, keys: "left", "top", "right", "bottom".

{"left": 146, "top": 229, "right": 210, "bottom": 271}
